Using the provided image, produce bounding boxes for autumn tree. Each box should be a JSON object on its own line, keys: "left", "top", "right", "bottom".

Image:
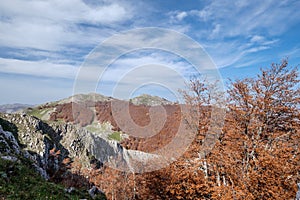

{"left": 228, "top": 58, "right": 299, "bottom": 136}
{"left": 223, "top": 58, "right": 300, "bottom": 199}
{"left": 165, "top": 59, "right": 300, "bottom": 199}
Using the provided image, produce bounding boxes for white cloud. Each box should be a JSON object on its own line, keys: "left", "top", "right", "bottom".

{"left": 188, "top": 9, "right": 210, "bottom": 21}
{"left": 0, "top": 0, "right": 130, "bottom": 25}
{"left": 250, "top": 35, "right": 265, "bottom": 43}
{"left": 0, "top": 58, "right": 78, "bottom": 79}
{"left": 0, "top": 0, "right": 132, "bottom": 51}
{"left": 210, "top": 24, "right": 221, "bottom": 39}
{"left": 83, "top": 4, "right": 127, "bottom": 24}
{"left": 246, "top": 46, "right": 270, "bottom": 53}
{"left": 100, "top": 53, "right": 195, "bottom": 82}
{"left": 195, "top": 0, "right": 300, "bottom": 37}
{"left": 201, "top": 35, "right": 275, "bottom": 68}
{"left": 249, "top": 35, "right": 278, "bottom": 46}
{"left": 168, "top": 11, "right": 189, "bottom": 24}
{"left": 175, "top": 12, "right": 188, "bottom": 21}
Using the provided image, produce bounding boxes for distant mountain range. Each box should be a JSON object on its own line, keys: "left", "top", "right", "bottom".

{"left": 0, "top": 93, "right": 173, "bottom": 114}
{"left": 53, "top": 93, "right": 173, "bottom": 106}
{"left": 0, "top": 103, "right": 33, "bottom": 113}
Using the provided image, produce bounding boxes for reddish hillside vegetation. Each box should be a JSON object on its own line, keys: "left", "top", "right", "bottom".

{"left": 50, "top": 100, "right": 183, "bottom": 152}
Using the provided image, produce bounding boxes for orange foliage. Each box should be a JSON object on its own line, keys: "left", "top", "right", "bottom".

{"left": 54, "top": 59, "right": 299, "bottom": 199}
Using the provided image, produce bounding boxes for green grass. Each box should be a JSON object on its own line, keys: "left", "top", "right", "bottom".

{"left": 85, "top": 122, "right": 113, "bottom": 136}
{"left": 26, "top": 108, "right": 44, "bottom": 119}
{"left": 108, "top": 131, "right": 121, "bottom": 142}
{"left": 85, "top": 125, "right": 100, "bottom": 133}
{"left": 0, "top": 157, "right": 106, "bottom": 200}
{"left": 26, "top": 108, "right": 52, "bottom": 119}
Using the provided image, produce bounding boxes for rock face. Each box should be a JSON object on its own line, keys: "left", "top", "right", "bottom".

{"left": 296, "top": 183, "right": 300, "bottom": 200}
{"left": 0, "top": 113, "right": 160, "bottom": 177}
{"left": 0, "top": 125, "right": 20, "bottom": 155}
{"left": 0, "top": 123, "right": 49, "bottom": 179}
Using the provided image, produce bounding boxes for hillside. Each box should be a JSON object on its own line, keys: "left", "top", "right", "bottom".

{"left": 22, "top": 93, "right": 178, "bottom": 145}
{"left": 55, "top": 93, "right": 115, "bottom": 105}
{"left": 0, "top": 93, "right": 185, "bottom": 199}
{"left": 1, "top": 60, "right": 300, "bottom": 200}
{"left": 130, "top": 94, "right": 173, "bottom": 106}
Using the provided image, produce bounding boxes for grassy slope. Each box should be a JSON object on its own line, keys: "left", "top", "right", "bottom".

{"left": 108, "top": 131, "right": 121, "bottom": 142}
{"left": 0, "top": 157, "right": 102, "bottom": 200}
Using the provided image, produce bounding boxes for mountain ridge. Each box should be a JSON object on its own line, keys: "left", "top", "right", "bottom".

{"left": 0, "top": 93, "right": 174, "bottom": 113}
{"left": 0, "top": 103, "right": 34, "bottom": 113}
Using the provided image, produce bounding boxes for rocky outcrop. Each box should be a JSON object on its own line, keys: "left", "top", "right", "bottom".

{"left": 50, "top": 121, "right": 162, "bottom": 172}
{"left": 0, "top": 113, "right": 161, "bottom": 175}
{"left": 0, "top": 113, "right": 58, "bottom": 175}
{"left": 0, "top": 123, "right": 49, "bottom": 179}
{"left": 0, "top": 125, "right": 20, "bottom": 155}
{"left": 296, "top": 183, "right": 300, "bottom": 200}
{"left": 130, "top": 94, "right": 172, "bottom": 106}
{"left": 89, "top": 186, "right": 105, "bottom": 199}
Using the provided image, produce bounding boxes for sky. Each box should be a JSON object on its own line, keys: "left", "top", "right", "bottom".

{"left": 0, "top": 0, "right": 300, "bottom": 104}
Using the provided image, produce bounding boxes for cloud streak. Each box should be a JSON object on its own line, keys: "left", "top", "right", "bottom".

{"left": 0, "top": 58, "right": 78, "bottom": 79}
{"left": 168, "top": 0, "right": 300, "bottom": 68}
{"left": 0, "top": 0, "right": 132, "bottom": 51}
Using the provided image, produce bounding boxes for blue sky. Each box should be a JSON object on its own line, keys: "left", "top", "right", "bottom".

{"left": 0, "top": 0, "right": 300, "bottom": 104}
